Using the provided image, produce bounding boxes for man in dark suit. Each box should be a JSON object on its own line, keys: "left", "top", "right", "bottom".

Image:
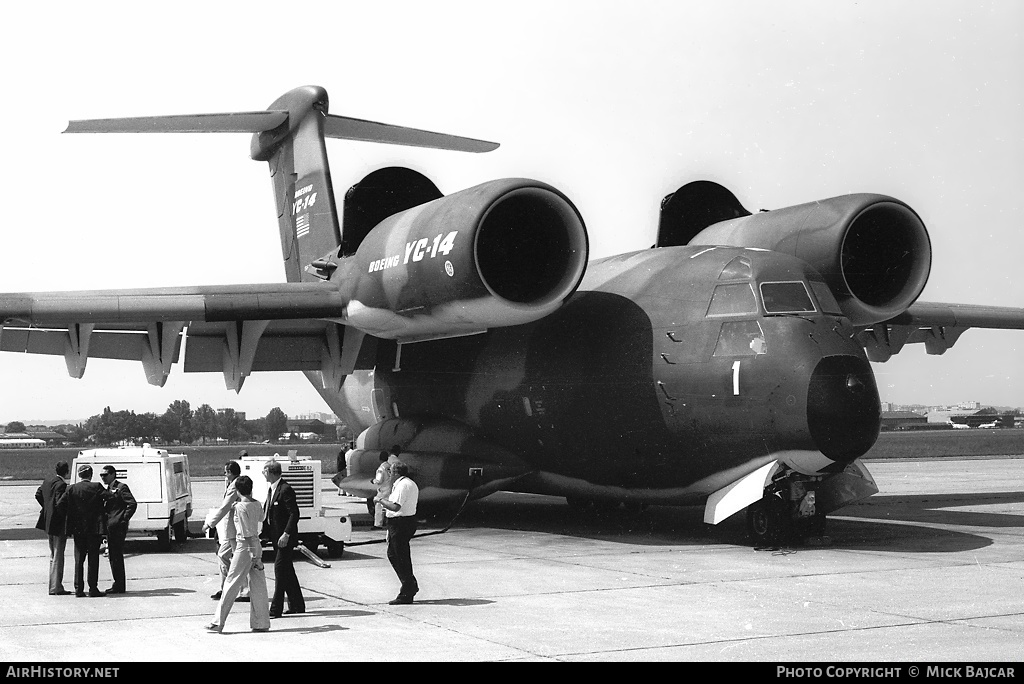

{"left": 35, "top": 461, "right": 70, "bottom": 595}
{"left": 262, "top": 459, "right": 304, "bottom": 617}
{"left": 99, "top": 465, "right": 137, "bottom": 594}
{"left": 58, "top": 465, "right": 107, "bottom": 597}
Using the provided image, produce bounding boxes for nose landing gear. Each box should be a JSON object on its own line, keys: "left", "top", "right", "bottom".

{"left": 745, "top": 474, "right": 827, "bottom": 547}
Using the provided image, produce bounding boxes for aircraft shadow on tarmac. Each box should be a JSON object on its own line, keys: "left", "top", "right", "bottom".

{"left": 418, "top": 491, "right": 1024, "bottom": 554}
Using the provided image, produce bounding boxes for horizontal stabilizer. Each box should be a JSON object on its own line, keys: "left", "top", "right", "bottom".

{"left": 64, "top": 111, "right": 289, "bottom": 134}
{"left": 324, "top": 114, "right": 498, "bottom": 152}
{"left": 63, "top": 110, "right": 498, "bottom": 152}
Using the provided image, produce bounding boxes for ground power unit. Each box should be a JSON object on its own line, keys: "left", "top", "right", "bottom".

{"left": 235, "top": 453, "right": 351, "bottom": 557}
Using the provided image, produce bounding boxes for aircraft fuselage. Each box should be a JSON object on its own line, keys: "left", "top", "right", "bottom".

{"left": 312, "top": 244, "right": 880, "bottom": 499}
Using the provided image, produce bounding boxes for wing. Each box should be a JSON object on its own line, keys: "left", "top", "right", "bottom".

{"left": 0, "top": 282, "right": 362, "bottom": 391}
{"left": 856, "top": 301, "right": 1024, "bottom": 362}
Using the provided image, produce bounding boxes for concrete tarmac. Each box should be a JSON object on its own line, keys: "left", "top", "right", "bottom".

{"left": 0, "top": 457, "right": 1021, "bottom": 662}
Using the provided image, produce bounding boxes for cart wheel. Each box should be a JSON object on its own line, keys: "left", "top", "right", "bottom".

{"left": 173, "top": 518, "right": 188, "bottom": 543}
{"left": 327, "top": 541, "right": 345, "bottom": 558}
{"left": 156, "top": 525, "right": 171, "bottom": 551}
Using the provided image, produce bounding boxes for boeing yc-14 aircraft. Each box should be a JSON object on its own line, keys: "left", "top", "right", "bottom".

{"left": 3, "top": 85, "right": 1023, "bottom": 544}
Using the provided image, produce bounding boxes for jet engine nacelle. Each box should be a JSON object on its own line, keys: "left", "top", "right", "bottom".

{"left": 343, "top": 178, "right": 589, "bottom": 341}
{"left": 690, "top": 194, "right": 931, "bottom": 326}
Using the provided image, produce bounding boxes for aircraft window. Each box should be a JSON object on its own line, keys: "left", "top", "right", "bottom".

{"left": 809, "top": 280, "right": 843, "bottom": 315}
{"left": 714, "top": 321, "right": 767, "bottom": 356}
{"left": 707, "top": 283, "right": 757, "bottom": 316}
{"left": 719, "top": 256, "right": 752, "bottom": 280}
{"left": 760, "top": 281, "right": 815, "bottom": 313}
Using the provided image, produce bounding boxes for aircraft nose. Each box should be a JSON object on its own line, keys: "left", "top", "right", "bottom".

{"left": 806, "top": 355, "right": 880, "bottom": 462}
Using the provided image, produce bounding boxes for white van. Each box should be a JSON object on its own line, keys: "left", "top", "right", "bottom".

{"left": 234, "top": 452, "right": 351, "bottom": 557}
{"left": 72, "top": 445, "right": 193, "bottom": 551}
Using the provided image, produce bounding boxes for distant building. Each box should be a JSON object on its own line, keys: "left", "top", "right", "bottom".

{"left": 26, "top": 428, "right": 67, "bottom": 444}
{"left": 880, "top": 411, "right": 929, "bottom": 431}
{"left": 285, "top": 419, "right": 326, "bottom": 436}
{"left": 294, "top": 411, "right": 338, "bottom": 424}
{"left": 217, "top": 408, "right": 245, "bottom": 421}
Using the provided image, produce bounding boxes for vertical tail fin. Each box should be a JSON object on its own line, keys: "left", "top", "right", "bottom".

{"left": 66, "top": 84, "right": 499, "bottom": 283}
{"left": 250, "top": 86, "right": 342, "bottom": 282}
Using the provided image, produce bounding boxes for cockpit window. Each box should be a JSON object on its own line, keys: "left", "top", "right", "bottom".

{"left": 714, "top": 320, "right": 767, "bottom": 356}
{"left": 707, "top": 283, "right": 757, "bottom": 316}
{"left": 719, "top": 256, "right": 752, "bottom": 280}
{"left": 809, "top": 280, "right": 843, "bottom": 315}
{"left": 760, "top": 281, "right": 815, "bottom": 314}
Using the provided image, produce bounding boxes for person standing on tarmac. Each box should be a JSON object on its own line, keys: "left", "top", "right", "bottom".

{"left": 35, "top": 461, "right": 70, "bottom": 595}
{"left": 262, "top": 459, "right": 305, "bottom": 617}
{"left": 59, "top": 465, "right": 107, "bottom": 598}
{"left": 371, "top": 450, "right": 392, "bottom": 530}
{"left": 375, "top": 460, "right": 420, "bottom": 605}
{"left": 205, "top": 475, "right": 270, "bottom": 634}
{"left": 100, "top": 465, "right": 136, "bottom": 594}
{"left": 203, "top": 459, "right": 250, "bottom": 602}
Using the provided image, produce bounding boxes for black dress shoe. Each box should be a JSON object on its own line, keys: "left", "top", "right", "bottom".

{"left": 388, "top": 596, "right": 413, "bottom": 605}
{"left": 284, "top": 608, "right": 303, "bottom": 615}
{"left": 211, "top": 591, "right": 222, "bottom": 600}
{"left": 75, "top": 591, "right": 86, "bottom": 598}
{"left": 269, "top": 612, "right": 281, "bottom": 619}
{"left": 88, "top": 589, "right": 106, "bottom": 598}
{"left": 106, "top": 586, "right": 126, "bottom": 595}
{"left": 49, "top": 589, "right": 71, "bottom": 596}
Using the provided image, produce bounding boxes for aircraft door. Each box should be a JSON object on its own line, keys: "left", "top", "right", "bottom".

{"left": 370, "top": 388, "right": 390, "bottom": 422}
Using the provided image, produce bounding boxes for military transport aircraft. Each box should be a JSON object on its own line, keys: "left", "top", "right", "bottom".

{"left": 3, "top": 85, "right": 1023, "bottom": 544}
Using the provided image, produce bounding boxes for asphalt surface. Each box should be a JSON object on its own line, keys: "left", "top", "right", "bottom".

{"left": 0, "top": 457, "right": 1021, "bottom": 662}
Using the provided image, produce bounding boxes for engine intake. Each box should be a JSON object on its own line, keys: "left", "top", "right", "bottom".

{"left": 690, "top": 194, "right": 931, "bottom": 325}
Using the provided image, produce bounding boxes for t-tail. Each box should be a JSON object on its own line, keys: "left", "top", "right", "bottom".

{"left": 64, "top": 85, "right": 498, "bottom": 283}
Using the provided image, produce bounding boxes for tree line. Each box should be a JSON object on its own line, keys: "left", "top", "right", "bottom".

{"left": 5, "top": 401, "right": 294, "bottom": 446}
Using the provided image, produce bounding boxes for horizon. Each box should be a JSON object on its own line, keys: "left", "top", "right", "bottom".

{"left": 6, "top": 399, "right": 1023, "bottom": 428}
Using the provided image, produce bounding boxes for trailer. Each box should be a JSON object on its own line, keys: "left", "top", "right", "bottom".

{"left": 235, "top": 452, "right": 351, "bottom": 557}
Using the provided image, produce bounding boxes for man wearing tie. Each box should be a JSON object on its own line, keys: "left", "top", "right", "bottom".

{"left": 99, "top": 465, "right": 137, "bottom": 594}
{"left": 262, "top": 459, "right": 304, "bottom": 617}
{"left": 58, "top": 465, "right": 107, "bottom": 598}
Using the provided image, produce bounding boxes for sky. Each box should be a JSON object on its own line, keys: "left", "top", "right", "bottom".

{"left": 0, "top": 0, "right": 1021, "bottom": 423}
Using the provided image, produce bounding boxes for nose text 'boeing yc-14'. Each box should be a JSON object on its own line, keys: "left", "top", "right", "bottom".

{"left": 3, "top": 85, "right": 1023, "bottom": 544}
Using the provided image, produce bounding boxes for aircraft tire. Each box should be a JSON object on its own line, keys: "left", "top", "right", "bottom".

{"left": 327, "top": 541, "right": 345, "bottom": 558}
{"left": 746, "top": 494, "right": 789, "bottom": 546}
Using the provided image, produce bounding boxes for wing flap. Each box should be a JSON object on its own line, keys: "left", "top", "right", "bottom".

{"left": 858, "top": 301, "right": 1024, "bottom": 361}
{"left": 0, "top": 282, "right": 363, "bottom": 389}
{"left": 184, "top": 320, "right": 329, "bottom": 372}
{"left": 0, "top": 327, "right": 152, "bottom": 360}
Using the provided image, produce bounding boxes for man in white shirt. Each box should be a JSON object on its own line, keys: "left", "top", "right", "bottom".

{"left": 374, "top": 460, "right": 419, "bottom": 604}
